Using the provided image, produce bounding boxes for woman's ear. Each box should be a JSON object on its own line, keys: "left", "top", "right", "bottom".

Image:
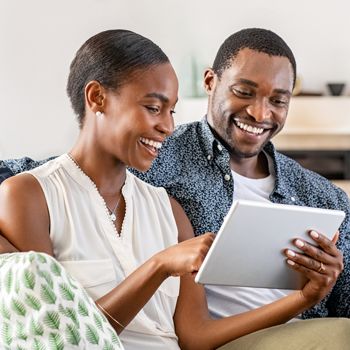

{"left": 85, "top": 81, "right": 106, "bottom": 113}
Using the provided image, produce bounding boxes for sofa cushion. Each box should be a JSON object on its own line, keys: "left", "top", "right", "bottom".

{"left": 0, "top": 251, "right": 124, "bottom": 349}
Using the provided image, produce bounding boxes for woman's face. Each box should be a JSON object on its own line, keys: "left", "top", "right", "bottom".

{"left": 98, "top": 63, "right": 178, "bottom": 172}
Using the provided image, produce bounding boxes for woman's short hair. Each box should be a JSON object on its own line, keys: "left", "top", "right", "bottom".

{"left": 67, "top": 29, "right": 169, "bottom": 127}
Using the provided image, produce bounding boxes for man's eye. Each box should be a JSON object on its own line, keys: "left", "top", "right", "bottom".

{"left": 233, "top": 89, "right": 252, "bottom": 97}
{"left": 271, "top": 98, "right": 288, "bottom": 106}
{"left": 146, "top": 106, "right": 160, "bottom": 114}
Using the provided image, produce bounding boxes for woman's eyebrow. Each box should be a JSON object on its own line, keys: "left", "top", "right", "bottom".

{"left": 144, "top": 92, "right": 169, "bottom": 103}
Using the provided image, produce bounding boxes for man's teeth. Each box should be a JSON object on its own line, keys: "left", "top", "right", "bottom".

{"left": 235, "top": 121, "right": 264, "bottom": 135}
{"left": 140, "top": 137, "right": 162, "bottom": 149}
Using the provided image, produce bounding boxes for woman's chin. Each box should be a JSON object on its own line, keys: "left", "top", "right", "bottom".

{"left": 131, "top": 161, "right": 153, "bottom": 173}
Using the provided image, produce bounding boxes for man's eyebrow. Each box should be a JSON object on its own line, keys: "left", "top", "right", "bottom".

{"left": 273, "top": 88, "right": 292, "bottom": 96}
{"left": 235, "top": 79, "right": 291, "bottom": 96}
{"left": 236, "top": 78, "right": 258, "bottom": 88}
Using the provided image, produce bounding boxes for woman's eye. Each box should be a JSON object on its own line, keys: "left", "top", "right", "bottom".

{"left": 170, "top": 110, "right": 176, "bottom": 117}
{"left": 146, "top": 106, "right": 160, "bottom": 114}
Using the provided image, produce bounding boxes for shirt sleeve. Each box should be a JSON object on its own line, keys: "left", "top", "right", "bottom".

{"left": 302, "top": 187, "right": 350, "bottom": 318}
{"left": 2, "top": 156, "right": 56, "bottom": 177}
{"left": 0, "top": 161, "right": 14, "bottom": 184}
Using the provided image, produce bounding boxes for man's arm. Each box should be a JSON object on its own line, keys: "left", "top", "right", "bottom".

{"left": 302, "top": 187, "right": 350, "bottom": 318}
{"left": 0, "top": 156, "right": 56, "bottom": 184}
{"left": 171, "top": 197, "right": 343, "bottom": 350}
{"left": 0, "top": 161, "right": 14, "bottom": 184}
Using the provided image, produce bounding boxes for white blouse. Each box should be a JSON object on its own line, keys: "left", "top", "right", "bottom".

{"left": 28, "top": 154, "right": 181, "bottom": 350}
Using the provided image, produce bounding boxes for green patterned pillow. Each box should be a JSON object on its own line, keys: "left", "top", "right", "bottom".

{"left": 0, "top": 251, "right": 124, "bottom": 350}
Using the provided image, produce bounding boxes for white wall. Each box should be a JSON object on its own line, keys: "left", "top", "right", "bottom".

{"left": 1, "top": 0, "right": 350, "bottom": 158}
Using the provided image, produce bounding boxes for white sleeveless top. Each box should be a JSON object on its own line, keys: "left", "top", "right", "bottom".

{"left": 28, "top": 154, "right": 181, "bottom": 350}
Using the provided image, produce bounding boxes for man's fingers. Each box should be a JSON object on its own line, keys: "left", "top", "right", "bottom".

{"left": 307, "top": 230, "right": 339, "bottom": 257}
{"left": 332, "top": 231, "right": 340, "bottom": 244}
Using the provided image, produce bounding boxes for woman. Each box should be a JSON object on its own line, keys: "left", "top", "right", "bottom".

{"left": 0, "top": 29, "right": 347, "bottom": 349}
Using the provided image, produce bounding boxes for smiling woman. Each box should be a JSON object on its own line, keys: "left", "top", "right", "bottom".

{"left": 0, "top": 29, "right": 194, "bottom": 349}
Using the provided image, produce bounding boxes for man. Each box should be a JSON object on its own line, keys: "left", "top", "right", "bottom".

{"left": 134, "top": 28, "right": 350, "bottom": 320}
{"left": 1, "top": 28, "right": 350, "bottom": 320}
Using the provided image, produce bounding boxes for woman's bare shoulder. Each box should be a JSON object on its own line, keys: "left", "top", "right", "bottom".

{"left": 0, "top": 173, "right": 53, "bottom": 254}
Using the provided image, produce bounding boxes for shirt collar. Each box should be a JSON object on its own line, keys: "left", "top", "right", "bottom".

{"left": 263, "top": 142, "right": 294, "bottom": 198}
{"left": 197, "top": 120, "right": 292, "bottom": 198}
{"left": 197, "top": 117, "right": 229, "bottom": 163}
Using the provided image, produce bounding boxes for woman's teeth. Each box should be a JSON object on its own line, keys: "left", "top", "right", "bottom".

{"left": 235, "top": 121, "right": 264, "bottom": 135}
{"left": 140, "top": 137, "right": 162, "bottom": 149}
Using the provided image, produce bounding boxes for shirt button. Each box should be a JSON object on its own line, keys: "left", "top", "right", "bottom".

{"left": 207, "top": 155, "right": 212, "bottom": 161}
{"left": 217, "top": 144, "right": 223, "bottom": 151}
{"left": 291, "top": 196, "right": 296, "bottom": 202}
{"left": 224, "top": 174, "right": 231, "bottom": 181}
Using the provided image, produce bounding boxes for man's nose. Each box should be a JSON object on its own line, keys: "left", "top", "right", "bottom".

{"left": 246, "top": 99, "right": 272, "bottom": 122}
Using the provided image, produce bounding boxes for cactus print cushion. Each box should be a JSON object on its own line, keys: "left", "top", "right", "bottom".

{"left": 0, "top": 251, "right": 124, "bottom": 349}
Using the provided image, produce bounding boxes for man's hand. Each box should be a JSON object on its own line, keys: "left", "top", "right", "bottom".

{"left": 284, "top": 230, "right": 343, "bottom": 303}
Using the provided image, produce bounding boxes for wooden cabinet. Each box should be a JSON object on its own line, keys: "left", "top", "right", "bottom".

{"left": 278, "top": 149, "right": 350, "bottom": 180}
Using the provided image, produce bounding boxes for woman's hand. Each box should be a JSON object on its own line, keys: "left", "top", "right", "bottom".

{"left": 284, "top": 230, "right": 343, "bottom": 304}
{"left": 154, "top": 232, "right": 215, "bottom": 277}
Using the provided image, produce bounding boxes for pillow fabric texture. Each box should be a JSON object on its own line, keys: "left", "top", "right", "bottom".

{"left": 0, "top": 251, "right": 124, "bottom": 349}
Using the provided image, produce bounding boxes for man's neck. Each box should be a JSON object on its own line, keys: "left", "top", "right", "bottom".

{"left": 230, "top": 152, "right": 269, "bottom": 179}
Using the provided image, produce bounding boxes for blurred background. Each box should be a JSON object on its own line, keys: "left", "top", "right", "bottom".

{"left": 1, "top": 0, "right": 350, "bottom": 191}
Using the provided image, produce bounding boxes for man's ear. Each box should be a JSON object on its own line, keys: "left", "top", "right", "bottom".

{"left": 85, "top": 81, "right": 106, "bottom": 113}
{"left": 204, "top": 68, "right": 216, "bottom": 95}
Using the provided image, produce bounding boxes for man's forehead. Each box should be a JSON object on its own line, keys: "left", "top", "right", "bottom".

{"left": 228, "top": 48, "right": 290, "bottom": 69}
{"left": 221, "top": 48, "right": 294, "bottom": 89}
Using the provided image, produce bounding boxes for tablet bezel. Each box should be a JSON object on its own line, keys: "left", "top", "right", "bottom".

{"left": 195, "top": 200, "right": 345, "bottom": 290}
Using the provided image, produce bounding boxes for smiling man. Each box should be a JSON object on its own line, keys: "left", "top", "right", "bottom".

{"left": 134, "top": 28, "right": 350, "bottom": 321}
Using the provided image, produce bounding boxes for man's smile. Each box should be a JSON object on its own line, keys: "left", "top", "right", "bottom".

{"left": 232, "top": 117, "right": 274, "bottom": 137}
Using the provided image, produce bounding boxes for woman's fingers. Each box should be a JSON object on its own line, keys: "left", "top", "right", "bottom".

{"left": 159, "top": 232, "right": 215, "bottom": 277}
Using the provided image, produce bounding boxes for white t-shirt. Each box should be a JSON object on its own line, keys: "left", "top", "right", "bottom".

{"left": 205, "top": 153, "right": 299, "bottom": 320}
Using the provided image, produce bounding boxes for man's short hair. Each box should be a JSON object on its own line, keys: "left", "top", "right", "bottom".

{"left": 212, "top": 28, "right": 296, "bottom": 86}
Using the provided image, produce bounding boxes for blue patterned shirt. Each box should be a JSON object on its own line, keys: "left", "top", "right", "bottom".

{"left": 1, "top": 119, "right": 350, "bottom": 319}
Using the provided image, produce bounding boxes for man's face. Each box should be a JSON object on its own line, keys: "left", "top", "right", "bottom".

{"left": 205, "top": 48, "right": 294, "bottom": 160}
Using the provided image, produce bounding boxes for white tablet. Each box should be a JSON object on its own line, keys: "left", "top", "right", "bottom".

{"left": 195, "top": 200, "right": 345, "bottom": 290}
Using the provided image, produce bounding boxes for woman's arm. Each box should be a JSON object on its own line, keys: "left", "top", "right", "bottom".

{"left": 0, "top": 174, "right": 53, "bottom": 254}
{"left": 171, "top": 197, "right": 343, "bottom": 350}
{"left": 0, "top": 177, "right": 215, "bottom": 334}
{"left": 96, "top": 232, "right": 214, "bottom": 333}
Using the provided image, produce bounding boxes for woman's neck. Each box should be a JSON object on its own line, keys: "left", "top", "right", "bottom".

{"left": 70, "top": 133, "right": 126, "bottom": 196}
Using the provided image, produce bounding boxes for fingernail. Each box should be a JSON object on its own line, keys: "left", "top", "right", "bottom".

{"left": 310, "top": 230, "right": 319, "bottom": 239}
{"left": 287, "top": 259, "right": 295, "bottom": 266}
{"left": 287, "top": 249, "right": 296, "bottom": 257}
{"left": 295, "top": 239, "right": 305, "bottom": 248}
